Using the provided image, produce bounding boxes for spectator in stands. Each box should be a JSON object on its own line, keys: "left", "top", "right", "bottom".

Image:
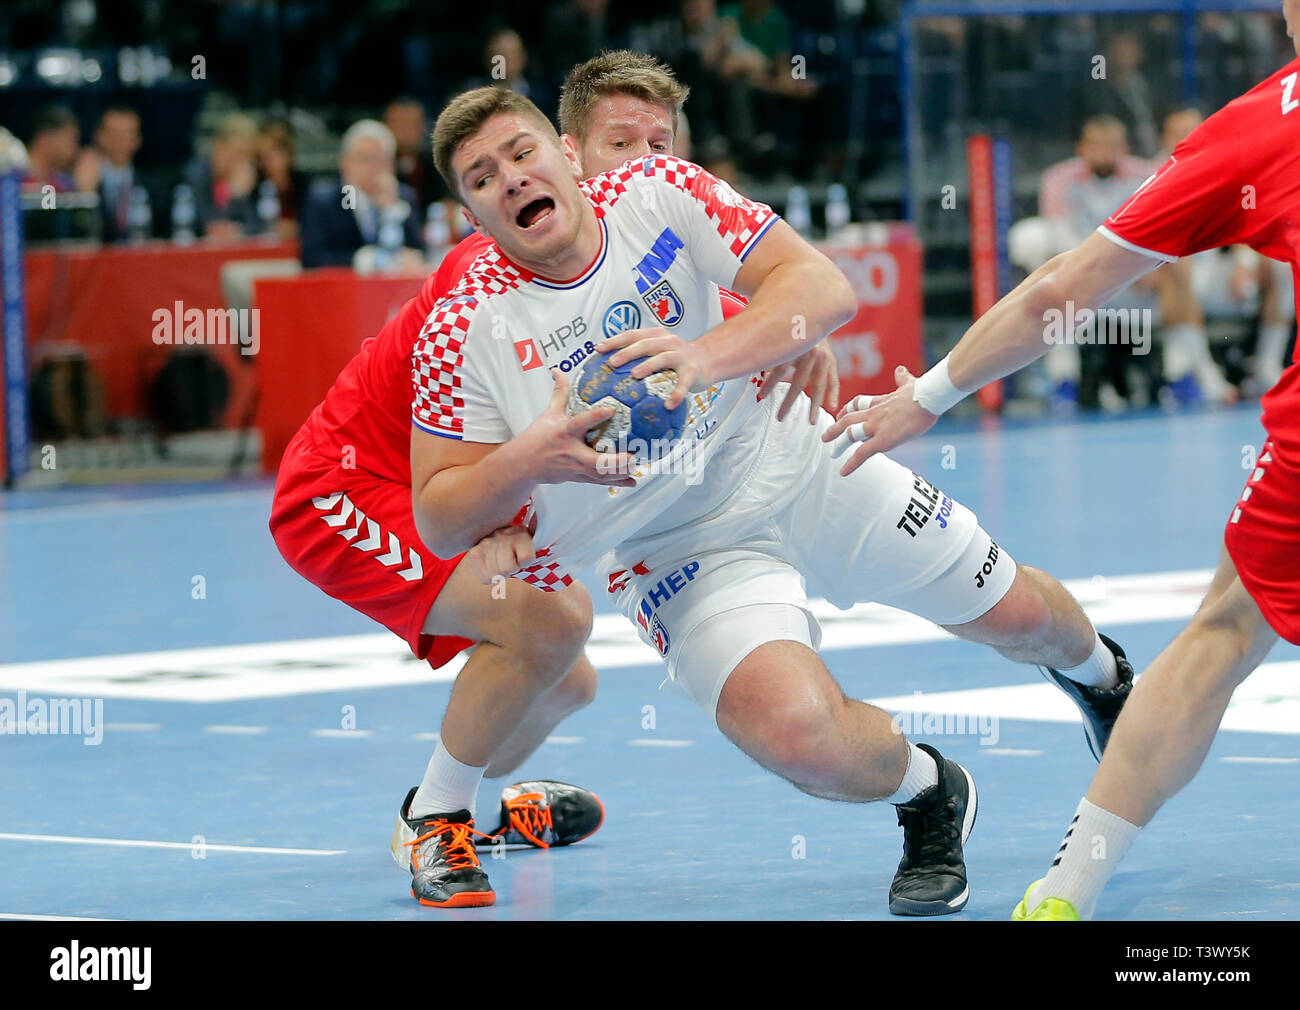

{"left": 72, "top": 106, "right": 146, "bottom": 244}
{"left": 256, "top": 116, "right": 309, "bottom": 238}
{"left": 1037, "top": 115, "right": 1156, "bottom": 408}
{"left": 1147, "top": 107, "right": 1235, "bottom": 403}
{"left": 463, "top": 28, "right": 556, "bottom": 126}
{"left": 383, "top": 96, "right": 444, "bottom": 219}
{"left": 184, "top": 112, "right": 261, "bottom": 240}
{"left": 1081, "top": 33, "right": 1159, "bottom": 159}
{"left": 1039, "top": 115, "right": 1151, "bottom": 235}
{"left": 629, "top": 0, "right": 738, "bottom": 160}
{"left": 543, "top": 0, "right": 615, "bottom": 85}
{"left": 717, "top": 0, "right": 817, "bottom": 171}
{"left": 298, "top": 119, "right": 425, "bottom": 270}
{"left": 21, "top": 106, "right": 80, "bottom": 194}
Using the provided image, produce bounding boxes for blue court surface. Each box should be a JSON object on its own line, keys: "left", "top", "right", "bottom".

{"left": 1, "top": 405, "right": 1297, "bottom": 921}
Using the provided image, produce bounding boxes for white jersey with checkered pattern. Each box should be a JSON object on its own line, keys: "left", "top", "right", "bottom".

{"left": 411, "top": 155, "right": 781, "bottom": 579}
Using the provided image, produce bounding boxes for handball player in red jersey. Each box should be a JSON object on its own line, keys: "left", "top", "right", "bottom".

{"left": 825, "top": 1, "right": 1300, "bottom": 920}
{"left": 269, "top": 51, "right": 837, "bottom": 907}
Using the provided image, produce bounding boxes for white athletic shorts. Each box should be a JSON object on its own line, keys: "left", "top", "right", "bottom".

{"left": 599, "top": 388, "right": 1018, "bottom": 721}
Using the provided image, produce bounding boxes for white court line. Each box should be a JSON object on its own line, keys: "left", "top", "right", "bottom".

{"left": 411, "top": 732, "right": 440, "bottom": 741}
{"left": 1221, "top": 756, "right": 1300, "bottom": 765}
{"left": 310, "top": 728, "right": 373, "bottom": 738}
{"left": 0, "top": 913, "right": 121, "bottom": 921}
{"left": 0, "top": 832, "right": 344, "bottom": 855}
{"left": 628, "top": 738, "right": 695, "bottom": 748}
{"left": 203, "top": 725, "right": 268, "bottom": 735}
{"left": 0, "top": 569, "right": 1219, "bottom": 702}
{"left": 545, "top": 736, "right": 584, "bottom": 744}
{"left": 983, "top": 748, "right": 1044, "bottom": 757}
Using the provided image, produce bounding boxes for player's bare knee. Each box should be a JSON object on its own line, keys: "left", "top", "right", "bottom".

{"left": 511, "top": 584, "right": 592, "bottom": 667}
{"left": 755, "top": 692, "right": 844, "bottom": 781}
{"left": 548, "top": 656, "right": 597, "bottom": 712}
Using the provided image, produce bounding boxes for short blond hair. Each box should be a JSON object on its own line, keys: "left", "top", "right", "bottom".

{"left": 432, "top": 87, "right": 559, "bottom": 200}
{"left": 558, "top": 50, "right": 690, "bottom": 141}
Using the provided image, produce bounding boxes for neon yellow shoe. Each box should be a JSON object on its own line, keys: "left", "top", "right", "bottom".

{"left": 1011, "top": 879, "right": 1081, "bottom": 920}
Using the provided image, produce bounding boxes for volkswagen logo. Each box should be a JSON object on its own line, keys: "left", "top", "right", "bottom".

{"left": 602, "top": 300, "right": 642, "bottom": 337}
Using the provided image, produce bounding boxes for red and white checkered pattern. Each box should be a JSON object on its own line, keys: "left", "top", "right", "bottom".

{"left": 579, "top": 156, "right": 775, "bottom": 258}
{"left": 638, "top": 155, "right": 775, "bottom": 259}
{"left": 515, "top": 556, "right": 573, "bottom": 592}
{"left": 580, "top": 168, "right": 631, "bottom": 218}
{"left": 411, "top": 296, "right": 474, "bottom": 436}
{"left": 411, "top": 249, "right": 531, "bottom": 437}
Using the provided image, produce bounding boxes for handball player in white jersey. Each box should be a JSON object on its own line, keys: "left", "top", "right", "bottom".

{"left": 412, "top": 86, "right": 1134, "bottom": 915}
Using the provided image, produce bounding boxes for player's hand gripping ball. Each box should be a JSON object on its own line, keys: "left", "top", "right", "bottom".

{"left": 566, "top": 349, "right": 689, "bottom": 457}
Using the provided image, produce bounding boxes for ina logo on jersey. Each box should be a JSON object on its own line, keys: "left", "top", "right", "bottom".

{"left": 633, "top": 228, "right": 686, "bottom": 327}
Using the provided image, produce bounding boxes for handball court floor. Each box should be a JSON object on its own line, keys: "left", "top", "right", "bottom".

{"left": 1, "top": 405, "right": 1297, "bottom": 921}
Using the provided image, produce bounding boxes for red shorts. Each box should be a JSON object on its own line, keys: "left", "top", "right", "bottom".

{"left": 1224, "top": 438, "right": 1300, "bottom": 645}
{"left": 269, "top": 429, "right": 475, "bottom": 668}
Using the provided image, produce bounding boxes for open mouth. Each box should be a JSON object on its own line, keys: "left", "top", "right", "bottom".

{"left": 515, "top": 197, "right": 555, "bottom": 229}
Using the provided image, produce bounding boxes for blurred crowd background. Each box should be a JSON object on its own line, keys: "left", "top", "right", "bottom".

{"left": 2, "top": 0, "right": 1297, "bottom": 466}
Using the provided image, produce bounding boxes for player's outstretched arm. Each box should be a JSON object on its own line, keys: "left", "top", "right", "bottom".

{"left": 822, "top": 231, "right": 1163, "bottom": 475}
{"left": 411, "top": 370, "right": 635, "bottom": 557}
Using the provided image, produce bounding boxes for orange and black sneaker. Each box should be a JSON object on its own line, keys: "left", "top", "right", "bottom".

{"left": 484, "top": 780, "right": 606, "bottom": 850}
{"left": 398, "top": 800, "right": 495, "bottom": 908}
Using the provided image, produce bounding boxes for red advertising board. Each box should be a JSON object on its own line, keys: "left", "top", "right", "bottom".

{"left": 822, "top": 223, "right": 925, "bottom": 404}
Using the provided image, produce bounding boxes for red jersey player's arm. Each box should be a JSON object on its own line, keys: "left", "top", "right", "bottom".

{"left": 945, "top": 131, "right": 1252, "bottom": 393}
{"left": 943, "top": 231, "right": 1161, "bottom": 392}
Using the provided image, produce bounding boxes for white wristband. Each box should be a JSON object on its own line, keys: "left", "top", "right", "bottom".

{"left": 911, "top": 355, "right": 967, "bottom": 416}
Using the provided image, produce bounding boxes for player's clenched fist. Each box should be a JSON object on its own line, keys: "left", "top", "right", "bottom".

{"left": 596, "top": 327, "right": 715, "bottom": 410}
{"left": 517, "top": 369, "right": 638, "bottom": 487}
{"left": 465, "top": 524, "right": 536, "bottom": 584}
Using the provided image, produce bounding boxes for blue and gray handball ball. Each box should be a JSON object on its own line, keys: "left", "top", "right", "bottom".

{"left": 566, "top": 349, "right": 689, "bottom": 456}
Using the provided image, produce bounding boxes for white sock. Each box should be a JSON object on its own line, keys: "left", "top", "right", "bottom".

{"left": 1162, "top": 323, "right": 1203, "bottom": 379}
{"left": 473, "top": 790, "right": 504, "bottom": 835}
{"left": 408, "top": 742, "right": 486, "bottom": 820}
{"left": 888, "top": 742, "right": 939, "bottom": 804}
{"left": 1032, "top": 797, "right": 1141, "bottom": 920}
{"left": 1254, "top": 321, "right": 1291, "bottom": 386}
{"left": 1060, "top": 631, "right": 1119, "bottom": 689}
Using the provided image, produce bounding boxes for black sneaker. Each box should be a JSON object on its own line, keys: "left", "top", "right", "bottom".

{"left": 888, "top": 744, "right": 978, "bottom": 917}
{"left": 1038, "top": 633, "right": 1135, "bottom": 762}
{"left": 485, "top": 780, "right": 606, "bottom": 849}
{"left": 396, "top": 797, "right": 495, "bottom": 908}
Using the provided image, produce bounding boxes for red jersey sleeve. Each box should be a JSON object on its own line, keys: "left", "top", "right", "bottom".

{"left": 1099, "top": 138, "right": 1247, "bottom": 262}
{"left": 1101, "top": 56, "right": 1300, "bottom": 262}
{"left": 718, "top": 286, "right": 748, "bottom": 318}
